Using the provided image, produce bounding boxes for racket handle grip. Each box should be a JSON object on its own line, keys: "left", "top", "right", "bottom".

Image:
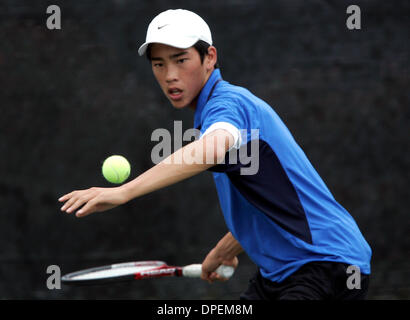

{"left": 182, "top": 264, "right": 235, "bottom": 279}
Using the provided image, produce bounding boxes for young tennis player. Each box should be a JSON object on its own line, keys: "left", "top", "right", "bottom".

{"left": 59, "top": 9, "right": 372, "bottom": 300}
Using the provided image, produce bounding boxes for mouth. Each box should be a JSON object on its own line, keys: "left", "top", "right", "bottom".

{"left": 168, "top": 88, "right": 183, "bottom": 101}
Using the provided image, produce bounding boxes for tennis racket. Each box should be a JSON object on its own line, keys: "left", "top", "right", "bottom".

{"left": 61, "top": 260, "right": 235, "bottom": 285}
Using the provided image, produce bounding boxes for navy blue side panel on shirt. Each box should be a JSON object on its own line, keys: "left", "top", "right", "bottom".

{"left": 210, "top": 140, "right": 312, "bottom": 244}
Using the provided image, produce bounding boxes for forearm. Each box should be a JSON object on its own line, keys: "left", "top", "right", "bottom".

{"left": 211, "top": 232, "right": 244, "bottom": 263}
{"left": 120, "top": 131, "right": 231, "bottom": 201}
{"left": 121, "top": 149, "right": 212, "bottom": 200}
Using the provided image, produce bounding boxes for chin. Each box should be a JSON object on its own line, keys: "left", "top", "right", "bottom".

{"left": 170, "top": 100, "right": 189, "bottom": 109}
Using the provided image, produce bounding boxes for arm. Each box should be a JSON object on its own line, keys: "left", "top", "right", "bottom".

{"left": 201, "top": 232, "right": 243, "bottom": 282}
{"left": 59, "top": 128, "right": 234, "bottom": 217}
{"left": 122, "top": 127, "right": 233, "bottom": 199}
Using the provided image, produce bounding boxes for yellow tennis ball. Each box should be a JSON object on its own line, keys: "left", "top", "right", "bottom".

{"left": 102, "top": 155, "right": 131, "bottom": 184}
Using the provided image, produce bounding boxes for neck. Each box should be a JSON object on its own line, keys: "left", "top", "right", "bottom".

{"left": 188, "top": 97, "right": 198, "bottom": 110}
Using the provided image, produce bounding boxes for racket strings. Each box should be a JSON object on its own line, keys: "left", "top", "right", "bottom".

{"left": 65, "top": 261, "right": 168, "bottom": 281}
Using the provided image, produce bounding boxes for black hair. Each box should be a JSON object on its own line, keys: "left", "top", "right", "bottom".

{"left": 192, "top": 40, "right": 219, "bottom": 69}
{"left": 146, "top": 40, "right": 219, "bottom": 69}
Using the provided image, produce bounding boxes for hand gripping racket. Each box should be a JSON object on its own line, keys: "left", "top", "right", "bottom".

{"left": 61, "top": 261, "right": 235, "bottom": 285}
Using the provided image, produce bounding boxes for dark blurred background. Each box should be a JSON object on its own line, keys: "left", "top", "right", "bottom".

{"left": 0, "top": 0, "right": 409, "bottom": 299}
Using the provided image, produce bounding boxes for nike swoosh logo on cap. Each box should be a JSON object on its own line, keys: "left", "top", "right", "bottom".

{"left": 158, "top": 24, "right": 169, "bottom": 29}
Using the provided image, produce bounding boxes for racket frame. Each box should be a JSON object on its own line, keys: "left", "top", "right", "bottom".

{"left": 61, "top": 260, "right": 172, "bottom": 285}
{"left": 61, "top": 261, "right": 207, "bottom": 286}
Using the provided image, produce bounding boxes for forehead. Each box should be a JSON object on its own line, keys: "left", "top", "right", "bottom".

{"left": 150, "top": 43, "right": 196, "bottom": 58}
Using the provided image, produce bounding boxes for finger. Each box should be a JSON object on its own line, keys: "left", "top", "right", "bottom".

{"left": 58, "top": 192, "right": 74, "bottom": 202}
{"left": 65, "top": 189, "right": 100, "bottom": 213}
{"left": 65, "top": 193, "right": 93, "bottom": 214}
{"left": 65, "top": 199, "right": 86, "bottom": 214}
{"left": 201, "top": 272, "right": 214, "bottom": 283}
{"left": 60, "top": 195, "right": 79, "bottom": 212}
{"left": 60, "top": 190, "right": 85, "bottom": 210}
{"left": 209, "top": 272, "right": 225, "bottom": 282}
{"left": 75, "top": 199, "right": 97, "bottom": 218}
{"left": 211, "top": 270, "right": 230, "bottom": 282}
{"left": 215, "top": 274, "right": 228, "bottom": 282}
{"left": 207, "top": 272, "right": 217, "bottom": 283}
{"left": 201, "top": 271, "right": 210, "bottom": 281}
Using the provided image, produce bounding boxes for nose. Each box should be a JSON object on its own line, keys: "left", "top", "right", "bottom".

{"left": 165, "top": 65, "right": 178, "bottom": 83}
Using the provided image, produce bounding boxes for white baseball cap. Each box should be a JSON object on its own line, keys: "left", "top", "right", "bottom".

{"left": 138, "top": 9, "right": 213, "bottom": 56}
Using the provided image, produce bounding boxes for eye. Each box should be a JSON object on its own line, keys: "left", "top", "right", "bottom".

{"left": 177, "top": 58, "right": 187, "bottom": 64}
{"left": 153, "top": 62, "right": 163, "bottom": 68}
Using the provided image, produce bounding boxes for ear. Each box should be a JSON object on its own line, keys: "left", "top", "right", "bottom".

{"left": 205, "top": 46, "right": 218, "bottom": 71}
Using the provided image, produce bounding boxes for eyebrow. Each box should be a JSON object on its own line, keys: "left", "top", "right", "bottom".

{"left": 151, "top": 51, "right": 189, "bottom": 61}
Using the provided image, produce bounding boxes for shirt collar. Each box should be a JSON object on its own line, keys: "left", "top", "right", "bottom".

{"left": 194, "top": 69, "right": 222, "bottom": 129}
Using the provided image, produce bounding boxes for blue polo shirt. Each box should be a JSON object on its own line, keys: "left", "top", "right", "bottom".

{"left": 194, "top": 69, "right": 372, "bottom": 283}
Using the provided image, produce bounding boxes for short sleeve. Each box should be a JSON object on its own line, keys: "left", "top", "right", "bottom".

{"left": 199, "top": 98, "right": 248, "bottom": 149}
{"left": 200, "top": 121, "right": 242, "bottom": 151}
